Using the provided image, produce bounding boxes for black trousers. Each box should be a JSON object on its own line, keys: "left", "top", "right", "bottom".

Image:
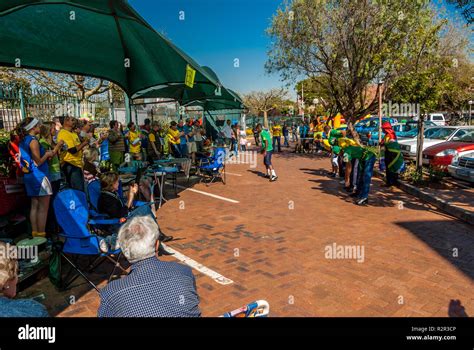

{"left": 386, "top": 170, "right": 399, "bottom": 186}
{"left": 61, "top": 162, "right": 84, "bottom": 192}
{"left": 46, "top": 179, "right": 62, "bottom": 235}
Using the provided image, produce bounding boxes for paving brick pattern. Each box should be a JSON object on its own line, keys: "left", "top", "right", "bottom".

{"left": 19, "top": 150, "right": 474, "bottom": 317}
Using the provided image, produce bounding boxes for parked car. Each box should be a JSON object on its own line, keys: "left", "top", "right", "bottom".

{"left": 427, "top": 113, "right": 447, "bottom": 126}
{"left": 366, "top": 121, "right": 437, "bottom": 145}
{"left": 422, "top": 129, "right": 474, "bottom": 170}
{"left": 357, "top": 117, "right": 398, "bottom": 144}
{"left": 448, "top": 152, "right": 474, "bottom": 183}
{"left": 413, "top": 113, "right": 447, "bottom": 126}
{"left": 367, "top": 123, "right": 407, "bottom": 146}
{"left": 398, "top": 126, "right": 473, "bottom": 160}
{"left": 398, "top": 121, "right": 437, "bottom": 138}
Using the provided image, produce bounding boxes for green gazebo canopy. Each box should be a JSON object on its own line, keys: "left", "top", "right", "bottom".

{"left": 0, "top": 0, "right": 219, "bottom": 98}
{"left": 135, "top": 66, "right": 244, "bottom": 110}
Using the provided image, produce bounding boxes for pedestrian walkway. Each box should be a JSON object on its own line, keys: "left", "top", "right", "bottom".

{"left": 19, "top": 151, "right": 474, "bottom": 317}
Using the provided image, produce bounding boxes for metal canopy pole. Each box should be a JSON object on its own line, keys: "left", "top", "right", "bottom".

{"left": 109, "top": 88, "right": 115, "bottom": 121}
{"left": 124, "top": 93, "right": 131, "bottom": 124}
{"left": 19, "top": 87, "right": 27, "bottom": 120}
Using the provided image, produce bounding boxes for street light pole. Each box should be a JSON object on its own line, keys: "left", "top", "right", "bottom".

{"left": 469, "top": 100, "right": 473, "bottom": 126}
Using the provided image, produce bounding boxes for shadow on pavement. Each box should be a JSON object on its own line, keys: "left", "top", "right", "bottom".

{"left": 303, "top": 167, "right": 460, "bottom": 216}
{"left": 247, "top": 169, "right": 267, "bottom": 178}
{"left": 395, "top": 220, "right": 474, "bottom": 282}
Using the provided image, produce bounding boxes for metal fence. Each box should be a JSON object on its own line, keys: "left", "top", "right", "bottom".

{"left": 0, "top": 87, "right": 23, "bottom": 131}
{"left": 0, "top": 85, "right": 227, "bottom": 131}
{"left": 0, "top": 85, "right": 89, "bottom": 130}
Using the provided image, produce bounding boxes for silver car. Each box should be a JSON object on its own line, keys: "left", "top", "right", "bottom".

{"left": 448, "top": 152, "right": 474, "bottom": 183}
{"left": 399, "top": 126, "right": 474, "bottom": 160}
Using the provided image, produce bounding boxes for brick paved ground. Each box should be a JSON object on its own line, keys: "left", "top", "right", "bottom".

{"left": 19, "top": 145, "right": 474, "bottom": 317}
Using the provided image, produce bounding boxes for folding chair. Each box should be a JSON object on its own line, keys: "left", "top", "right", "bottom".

{"left": 221, "top": 300, "right": 270, "bottom": 317}
{"left": 85, "top": 179, "right": 104, "bottom": 218}
{"left": 198, "top": 147, "right": 227, "bottom": 186}
{"left": 86, "top": 178, "right": 149, "bottom": 216}
{"left": 53, "top": 189, "right": 128, "bottom": 292}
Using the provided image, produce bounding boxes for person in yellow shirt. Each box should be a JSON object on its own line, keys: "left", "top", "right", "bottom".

{"left": 126, "top": 122, "right": 142, "bottom": 160}
{"left": 313, "top": 130, "right": 324, "bottom": 153}
{"left": 167, "top": 121, "right": 182, "bottom": 157}
{"left": 147, "top": 121, "right": 161, "bottom": 161}
{"left": 272, "top": 123, "right": 282, "bottom": 152}
{"left": 315, "top": 118, "right": 325, "bottom": 133}
{"left": 57, "top": 116, "right": 90, "bottom": 192}
{"left": 338, "top": 136, "right": 359, "bottom": 192}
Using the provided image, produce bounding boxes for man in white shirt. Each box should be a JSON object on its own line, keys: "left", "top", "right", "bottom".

{"left": 220, "top": 120, "right": 233, "bottom": 147}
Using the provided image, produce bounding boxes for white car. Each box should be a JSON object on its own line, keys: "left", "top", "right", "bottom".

{"left": 448, "top": 151, "right": 474, "bottom": 183}
{"left": 399, "top": 126, "right": 474, "bottom": 160}
{"left": 413, "top": 113, "right": 447, "bottom": 126}
{"left": 427, "top": 113, "right": 446, "bottom": 126}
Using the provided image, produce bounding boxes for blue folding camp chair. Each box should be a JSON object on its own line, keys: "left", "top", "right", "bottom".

{"left": 86, "top": 178, "right": 150, "bottom": 217}
{"left": 198, "top": 147, "right": 227, "bottom": 186}
{"left": 86, "top": 179, "right": 103, "bottom": 218}
{"left": 53, "top": 189, "right": 128, "bottom": 292}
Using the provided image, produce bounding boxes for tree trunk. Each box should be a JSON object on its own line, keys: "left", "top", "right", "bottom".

{"left": 263, "top": 110, "right": 269, "bottom": 129}
{"left": 347, "top": 119, "right": 361, "bottom": 145}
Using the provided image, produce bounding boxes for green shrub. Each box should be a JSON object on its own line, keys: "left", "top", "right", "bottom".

{"left": 401, "top": 163, "right": 424, "bottom": 185}
{"left": 428, "top": 165, "right": 447, "bottom": 183}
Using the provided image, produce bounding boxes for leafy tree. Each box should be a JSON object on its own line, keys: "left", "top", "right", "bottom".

{"left": 242, "top": 88, "right": 288, "bottom": 128}
{"left": 266, "top": 0, "right": 445, "bottom": 140}
{"left": 0, "top": 67, "right": 30, "bottom": 90}
{"left": 20, "top": 70, "right": 112, "bottom": 102}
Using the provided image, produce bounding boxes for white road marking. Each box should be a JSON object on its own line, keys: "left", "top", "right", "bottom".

{"left": 164, "top": 182, "right": 240, "bottom": 203}
{"left": 162, "top": 244, "right": 234, "bottom": 285}
{"left": 224, "top": 172, "right": 242, "bottom": 177}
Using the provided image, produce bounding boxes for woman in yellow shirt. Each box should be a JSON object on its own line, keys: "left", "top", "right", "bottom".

{"left": 126, "top": 122, "right": 141, "bottom": 160}
{"left": 167, "top": 121, "right": 183, "bottom": 157}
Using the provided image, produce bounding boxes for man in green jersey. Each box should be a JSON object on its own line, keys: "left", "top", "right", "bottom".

{"left": 343, "top": 145, "right": 377, "bottom": 206}
{"left": 257, "top": 123, "right": 278, "bottom": 182}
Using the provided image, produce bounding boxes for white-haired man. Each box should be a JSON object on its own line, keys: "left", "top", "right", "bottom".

{"left": 98, "top": 216, "right": 201, "bottom": 317}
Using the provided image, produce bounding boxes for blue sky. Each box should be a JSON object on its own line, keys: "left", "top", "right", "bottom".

{"left": 129, "top": 0, "right": 283, "bottom": 96}
{"left": 129, "top": 0, "right": 469, "bottom": 98}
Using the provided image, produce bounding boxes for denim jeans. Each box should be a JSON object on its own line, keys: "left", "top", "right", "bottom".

{"left": 263, "top": 151, "right": 273, "bottom": 167}
{"left": 171, "top": 144, "right": 181, "bottom": 158}
{"left": 179, "top": 143, "right": 188, "bottom": 157}
{"left": 350, "top": 159, "right": 359, "bottom": 188}
{"left": 355, "top": 155, "right": 376, "bottom": 199}
{"left": 283, "top": 135, "right": 290, "bottom": 147}
{"left": 232, "top": 139, "right": 238, "bottom": 156}
{"left": 272, "top": 136, "right": 281, "bottom": 152}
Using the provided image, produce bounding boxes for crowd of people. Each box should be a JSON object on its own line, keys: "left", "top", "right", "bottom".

{"left": 220, "top": 119, "right": 249, "bottom": 157}
{"left": 1, "top": 113, "right": 406, "bottom": 318}
{"left": 2, "top": 115, "right": 215, "bottom": 317}
{"left": 251, "top": 116, "right": 404, "bottom": 204}
{"left": 9, "top": 116, "right": 213, "bottom": 239}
